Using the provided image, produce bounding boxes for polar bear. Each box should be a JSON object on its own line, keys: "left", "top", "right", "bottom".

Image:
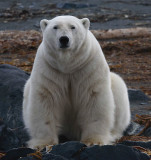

{"left": 23, "top": 15, "right": 130, "bottom": 149}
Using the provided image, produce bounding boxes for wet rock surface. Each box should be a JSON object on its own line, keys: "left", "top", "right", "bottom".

{"left": 0, "top": 64, "right": 151, "bottom": 159}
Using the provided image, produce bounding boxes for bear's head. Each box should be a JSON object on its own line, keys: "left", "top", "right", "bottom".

{"left": 40, "top": 16, "right": 91, "bottom": 73}
{"left": 40, "top": 16, "right": 90, "bottom": 53}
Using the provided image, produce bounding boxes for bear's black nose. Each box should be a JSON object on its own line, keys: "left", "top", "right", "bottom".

{"left": 59, "top": 36, "right": 69, "bottom": 48}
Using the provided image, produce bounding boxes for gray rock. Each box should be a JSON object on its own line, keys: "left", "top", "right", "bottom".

{"left": 124, "top": 121, "right": 144, "bottom": 136}
{"left": 0, "top": 64, "right": 30, "bottom": 149}
{"left": 0, "top": 64, "right": 29, "bottom": 128}
{"left": 0, "top": 119, "right": 20, "bottom": 151}
{"left": 128, "top": 89, "right": 150, "bottom": 104}
{"left": 128, "top": 89, "right": 151, "bottom": 120}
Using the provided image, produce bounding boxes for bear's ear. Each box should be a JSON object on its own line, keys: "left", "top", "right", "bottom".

{"left": 81, "top": 18, "right": 90, "bottom": 30}
{"left": 40, "top": 19, "right": 49, "bottom": 32}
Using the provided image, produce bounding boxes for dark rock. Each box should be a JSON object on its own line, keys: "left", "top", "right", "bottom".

{"left": 1, "top": 148, "right": 35, "bottom": 160}
{"left": 124, "top": 121, "right": 144, "bottom": 136}
{"left": 0, "top": 64, "right": 30, "bottom": 149}
{"left": 119, "top": 141, "right": 151, "bottom": 149}
{"left": 43, "top": 153, "right": 68, "bottom": 160}
{"left": 0, "top": 120, "right": 20, "bottom": 151}
{"left": 79, "top": 144, "right": 149, "bottom": 160}
{"left": 50, "top": 141, "right": 86, "bottom": 159}
{"left": 128, "top": 89, "right": 150, "bottom": 104}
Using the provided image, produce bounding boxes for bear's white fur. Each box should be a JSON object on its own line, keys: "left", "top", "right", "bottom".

{"left": 23, "top": 15, "right": 131, "bottom": 149}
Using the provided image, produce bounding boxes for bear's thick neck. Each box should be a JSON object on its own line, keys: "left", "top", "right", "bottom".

{"left": 41, "top": 38, "right": 93, "bottom": 74}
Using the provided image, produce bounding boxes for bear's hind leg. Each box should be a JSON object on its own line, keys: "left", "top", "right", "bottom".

{"left": 110, "top": 72, "right": 131, "bottom": 141}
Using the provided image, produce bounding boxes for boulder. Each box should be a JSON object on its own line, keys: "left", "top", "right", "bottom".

{"left": 0, "top": 64, "right": 29, "bottom": 128}
{"left": 0, "top": 64, "right": 29, "bottom": 149}
{"left": 128, "top": 89, "right": 150, "bottom": 104}
{"left": 0, "top": 120, "right": 20, "bottom": 151}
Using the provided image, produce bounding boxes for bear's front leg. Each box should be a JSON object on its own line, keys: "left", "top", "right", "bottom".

{"left": 81, "top": 122, "right": 112, "bottom": 146}
{"left": 80, "top": 89, "right": 115, "bottom": 146}
{"left": 27, "top": 118, "right": 58, "bottom": 150}
{"left": 23, "top": 91, "right": 59, "bottom": 150}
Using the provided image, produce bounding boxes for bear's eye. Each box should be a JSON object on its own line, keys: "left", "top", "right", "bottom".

{"left": 53, "top": 26, "right": 58, "bottom": 29}
{"left": 71, "top": 26, "right": 75, "bottom": 30}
